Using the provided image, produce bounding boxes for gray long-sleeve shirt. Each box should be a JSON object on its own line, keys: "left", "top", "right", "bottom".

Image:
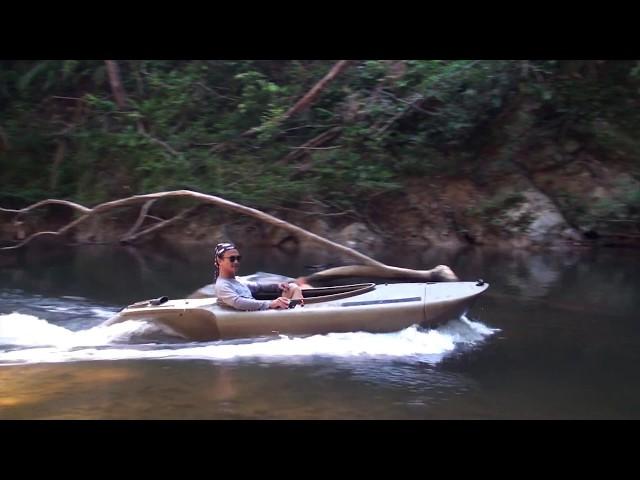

{"left": 215, "top": 277, "right": 281, "bottom": 311}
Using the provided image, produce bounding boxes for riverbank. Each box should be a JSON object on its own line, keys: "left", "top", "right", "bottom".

{"left": 2, "top": 159, "right": 639, "bottom": 251}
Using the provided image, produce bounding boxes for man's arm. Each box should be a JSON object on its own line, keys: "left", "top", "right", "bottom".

{"left": 217, "top": 282, "right": 271, "bottom": 311}
{"left": 245, "top": 281, "right": 293, "bottom": 309}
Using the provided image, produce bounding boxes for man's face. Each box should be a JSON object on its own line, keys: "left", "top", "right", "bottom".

{"left": 218, "top": 248, "right": 241, "bottom": 276}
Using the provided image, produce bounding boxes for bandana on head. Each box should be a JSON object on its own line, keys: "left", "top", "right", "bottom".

{"left": 213, "top": 242, "right": 237, "bottom": 280}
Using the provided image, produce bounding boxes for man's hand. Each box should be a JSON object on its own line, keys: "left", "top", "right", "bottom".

{"left": 269, "top": 297, "right": 290, "bottom": 309}
{"left": 295, "top": 277, "right": 312, "bottom": 289}
{"left": 279, "top": 280, "right": 311, "bottom": 296}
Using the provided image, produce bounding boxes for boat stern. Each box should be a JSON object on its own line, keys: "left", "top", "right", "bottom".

{"left": 104, "top": 298, "right": 222, "bottom": 341}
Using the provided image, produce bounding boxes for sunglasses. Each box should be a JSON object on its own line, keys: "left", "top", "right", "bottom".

{"left": 224, "top": 255, "right": 242, "bottom": 263}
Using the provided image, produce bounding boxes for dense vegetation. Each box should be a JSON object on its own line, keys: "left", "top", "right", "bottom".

{"left": 1, "top": 60, "right": 639, "bottom": 229}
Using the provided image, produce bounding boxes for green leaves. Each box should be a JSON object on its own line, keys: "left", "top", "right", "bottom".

{"left": 2, "top": 59, "right": 640, "bottom": 229}
{"left": 17, "top": 61, "right": 51, "bottom": 92}
{"left": 84, "top": 93, "right": 117, "bottom": 112}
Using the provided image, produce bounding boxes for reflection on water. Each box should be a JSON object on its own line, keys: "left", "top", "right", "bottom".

{"left": 0, "top": 359, "right": 480, "bottom": 419}
{"left": 1, "top": 243, "right": 640, "bottom": 419}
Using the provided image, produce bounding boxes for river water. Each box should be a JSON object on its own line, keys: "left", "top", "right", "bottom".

{"left": 1, "top": 242, "right": 639, "bottom": 419}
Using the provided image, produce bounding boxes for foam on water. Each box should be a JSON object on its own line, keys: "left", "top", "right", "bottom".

{"left": 0, "top": 310, "right": 498, "bottom": 365}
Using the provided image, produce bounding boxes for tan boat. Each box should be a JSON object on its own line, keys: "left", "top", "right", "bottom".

{"left": 103, "top": 281, "right": 489, "bottom": 342}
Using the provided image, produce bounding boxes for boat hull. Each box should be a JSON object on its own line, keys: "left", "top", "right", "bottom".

{"left": 104, "top": 282, "right": 488, "bottom": 341}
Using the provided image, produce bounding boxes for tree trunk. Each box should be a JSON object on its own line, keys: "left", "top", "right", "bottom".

{"left": 0, "top": 125, "right": 8, "bottom": 152}
{"left": 105, "top": 60, "right": 128, "bottom": 109}
{"left": 50, "top": 139, "right": 66, "bottom": 191}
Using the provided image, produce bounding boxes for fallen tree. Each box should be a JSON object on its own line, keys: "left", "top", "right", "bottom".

{"left": 0, "top": 190, "right": 459, "bottom": 282}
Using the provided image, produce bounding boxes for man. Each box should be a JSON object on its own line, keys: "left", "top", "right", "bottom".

{"left": 213, "top": 242, "right": 308, "bottom": 311}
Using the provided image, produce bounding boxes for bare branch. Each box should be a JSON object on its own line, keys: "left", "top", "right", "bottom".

{"left": 1, "top": 231, "right": 66, "bottom": 250}
{"left": 0, "top": 190, "right": 458, "bottom": 282}
{"left": 0, "top": 208, "right": 94, "bottom": 250}
{"left": 194, "top": 82, "right": 239, "bottom": 101}
{"left": 1, "top": 190, "right": 384, "bottom": 267}
{"left": 123, "top": 206, "right": 198, "bottom": 243}
{"left": 379, "top": 90, "right": 431, "bottom": 115}
{"left": 376, "top": 94, "right": 430, "bottom": 136}
{"left": 136, "top": 121, "right": 182, "bottom": 156}
{"left": 121, "top": 199, "right": 157, "bottom": 241}
{"left": 51, "top": 96, "right": 85, "bottom": 101}
{"left": 0, "top": 199, "right": 91, "bottom": 215}
{"left": 278, "top": 127, "right": 342, "bottom": 164}
{"left": 279, "top": 60, "right": 352, "bottom": 123}
{"left": 281, "top": 124, "right": 340, "bottom": 133}
{"left": 191, "top": 142, "right": 221, "bottom": 147}
{"left": 287, "top": 145, "right": 341, "bottom": 150}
